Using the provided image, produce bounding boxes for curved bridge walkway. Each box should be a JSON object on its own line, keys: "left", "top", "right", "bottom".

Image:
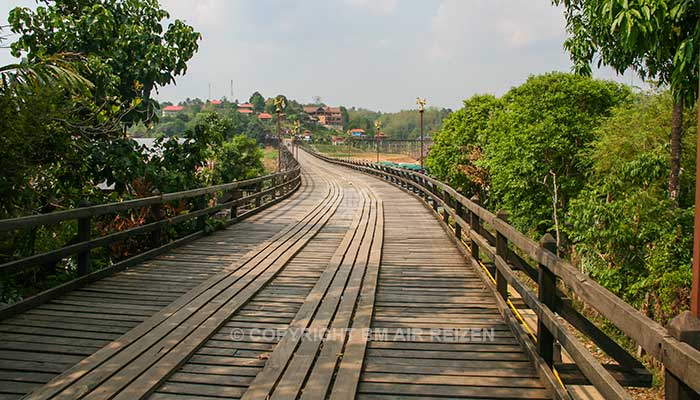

{"left": 0, "top": 150, "right": 549, "bottom": 400}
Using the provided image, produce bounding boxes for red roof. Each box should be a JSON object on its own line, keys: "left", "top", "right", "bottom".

{"left": 237, "top": 108, "right": 253, "bottom": 114}
{"left": 210, "top": 99, "right": 222, "bottom": 105}
{"left": 238, "top": 103, "right": 253, "bottom": 108}
{"left": 258, "top": 113, "right": 273, "bottom": 120}
{"left": 350, "top": 128, "right": 365, "bottom": 133}
{"left": 163, "top": 105, "right": 184, "bottom": 111}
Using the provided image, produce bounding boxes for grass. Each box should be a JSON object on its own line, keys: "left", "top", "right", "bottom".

{"left": 262, "top": 146, "right": 278, "bottom": 173}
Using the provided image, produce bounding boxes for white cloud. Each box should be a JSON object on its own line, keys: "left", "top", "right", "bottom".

{"left": 344, "top": 0, "right": 399, "bottom": 15}
{"left": 427, "top": 0, "right": 566, "bottom": 62}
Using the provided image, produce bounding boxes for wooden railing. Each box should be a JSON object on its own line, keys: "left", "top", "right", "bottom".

{"left": 0, "top": 145, "right": 300, "bottom": 318}
{"left": 306, "top": 148, "right": 700, "bottom": 400}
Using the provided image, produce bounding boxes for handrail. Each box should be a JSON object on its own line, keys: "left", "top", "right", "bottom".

{"left": 0, "top": 145, "right": 300, "bottom": 315}
{"left": 304, "top": 147, "right": 700, "bottom": 400}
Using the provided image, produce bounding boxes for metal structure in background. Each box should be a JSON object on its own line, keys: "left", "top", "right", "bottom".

{"left": 417, "top": 97, "right": 426, "bottom": 169}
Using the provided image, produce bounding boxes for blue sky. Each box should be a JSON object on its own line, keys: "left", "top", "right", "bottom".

{"left": 1, "top": 0, "right": 639, "bottom": 112}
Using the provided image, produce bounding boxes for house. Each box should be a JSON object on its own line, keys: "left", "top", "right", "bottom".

{"left": 303, "top": 106, "right": 344, "bottom": 130}
{"left": 331, "top": 136, "right": 346, "bottom": 146}
{"left": 210, "top": 99, "right": 222, "bottom": 106}
{"left": 349, "top": 128, "right": 365, "bottom": 137}
{"left": 162, "top": 105, "right": 184, "bottom": 117}
{"left": 258, "top": 112, "right": 273, "bottom": 121}
{"left": 303, "top": 130, "right": 312, "bottom": 142}
{"left": 237, "top": 108, "right": 254, "bottom": 115}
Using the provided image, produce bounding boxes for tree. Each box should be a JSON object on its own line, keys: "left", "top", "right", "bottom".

{"left": 483, "top": 72, "right": 630, "bottom": 241}
{"left": 214, "top": 135, "right": 265, "bottom": 184}
{"left": 9, "top": 0, "right": 201, "bottom": 128}
{"left": 249, "top": 91, "right": 265, "bottom": 113}
{"left": 426, "top": 95, "right": 500, "bottom": 200}
{"left": 554, "top": 0, "right": 700, "bottom": 203}
{"left": 568, "top": 91, "right": 697, "bottom": 321}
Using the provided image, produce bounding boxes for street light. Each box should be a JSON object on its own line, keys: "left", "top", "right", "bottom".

{"left": 292, "top": 120, "right": 301, "bottom": 159}
{"left": 374, "top": 120, "right": 382, "bottom": 163}
{"left": 274, "top": 96, "right": 286, "bottom": 171}
{"left": 416, "top": 97, "right": 426, "bottom": 170}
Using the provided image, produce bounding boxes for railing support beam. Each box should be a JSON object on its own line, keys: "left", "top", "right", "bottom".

{"left": 538, "top": 233, "right": 558, "bottom": 366}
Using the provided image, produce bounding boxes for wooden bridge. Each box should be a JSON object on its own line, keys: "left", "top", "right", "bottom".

{"left": 1, "top": 145, "right": 699, "bottom": 400}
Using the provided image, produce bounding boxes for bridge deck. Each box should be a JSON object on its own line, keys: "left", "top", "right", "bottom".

{"left": 0, "top": 151, "right": 550, "bottom": 400}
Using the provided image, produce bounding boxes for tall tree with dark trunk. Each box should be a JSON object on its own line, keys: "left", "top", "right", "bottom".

{"left": 553, "top": 0, "right": 700, "bottom": 204}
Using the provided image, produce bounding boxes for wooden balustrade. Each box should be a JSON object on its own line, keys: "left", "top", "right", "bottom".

{"left": 304, "top": 146, "right": 700, "bottom": 400}
{"left": 0, "top": 145, "right": 300, "bottom": 318}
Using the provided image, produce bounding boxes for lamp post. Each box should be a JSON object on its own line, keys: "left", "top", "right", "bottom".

{"left": 293, "top": 120, "right": 301, "bottom": 159}
{"left": 274, "top": 96, "right": 286, "bottom": 172}
{"left": 374, "top": 120, "right": 382, "bottom": 163}
{"left": 416, "top": 97, "right": 426, "bottom": 170}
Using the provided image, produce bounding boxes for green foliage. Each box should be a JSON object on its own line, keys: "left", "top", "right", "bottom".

{"left": 213, "top": 135, "right": 265, "bottom": 184}
{"left": 483, "top": 72, "right": 630, "bottom": 236}
{"left": 567, "top": 92, "right": 696, "bottom": 321}
{"left": 426, "top": 94, "right": 500, "bottom": 199}
{"left": 249, "top": 91, "right": 265, "bottom": 113}
{"left": 346, "top": 107, "right": 449, "bottom": 139}
{"left": 9, "top": 0, "right": 201, "bottom": 126}
{"left": 555, "top": 0, "right": 699, "bottom": 103}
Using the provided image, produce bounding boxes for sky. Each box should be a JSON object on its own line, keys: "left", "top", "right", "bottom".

{"left": 0, "top": 0, "right": 640, "bottom": 112}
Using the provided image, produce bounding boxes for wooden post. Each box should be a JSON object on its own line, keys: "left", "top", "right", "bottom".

{"left": 469, "top": 195, "right": 481, "bottom": 262}
{"left": 538, "top": 233, "right": 558, "bottom": 366}
{"left": 495, "top": 210, "right": 509, "bottom": 299}
{"left": 255, "top": 183, "right": 262, "bottom": 208}
{"left": 196, "top": 195, "right": 208, "bottom": 231}
{"left": 151, "top": 202, "right": 163, "bottom": 247}
{"left": 76, "top": 200, "right": 91, "bottom": 276}
{"left": 665, "top": 311, "right": 700, "bottom": 400}
{"left": 455, "top": 201, "right": 464, "bottom": 241}
{"left": 442, "top": 194, "right": 450, "bottom": 224}
{"left": 230, "top": 189, "right": 242, "bottom": 222}
{"left": 431, "top": 184, "right": 439, "bottom": 212}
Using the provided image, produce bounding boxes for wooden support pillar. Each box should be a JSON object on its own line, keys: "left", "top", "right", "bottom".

{"left": 455, "top": 201, "right": 464, "bottom": 241}
{"left": 150, "top": 202, "right": 163, "bottom": 247}
{"left": 230, "top": 189, "right": 242, "bottom": 222}
{"left": 255, "top": 183, "right": 262, "bottom": 208}
{"left": 196, "top": 195, "right": 208, "bottom": 231}
{"left": 469, "top": 195, "right": 481, "bottom": 262}
{"left": 665, "top": 311, "right": 700, "bottom": 400}
{"left": 442, "top": 195, "right": 450, "bottom": 224}
{"left": 495, "top": 210, "right": 509, "bottom": 299}
{"left": 76, "top": 200, "right": 91, "bottom": 276}
{"left": 538, "top": 233, "right": 558, "bottom": 366}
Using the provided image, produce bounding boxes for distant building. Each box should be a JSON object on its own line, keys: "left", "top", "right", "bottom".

{"left": 210, "top": 99, "right": 222, "bottom": 106}
{"left": 349, "top": 128, "right": 365, "bottom": 137}
{"left": 162, "top": 105, "right": 184, "bottom": 117}
{"left": 303, "top": 106, "right": 344, "bottom": 130}
{"left": 237, "top": 108, "right": 254, "bottom": 115}
{"left": 258, "top": 112, "right": 273, "bottom": 121}
{"left": 303, "top": 130, "right": 312, "bottom": 141}
{"left": 331, "top": 136, "right": 346, "bottom": 146}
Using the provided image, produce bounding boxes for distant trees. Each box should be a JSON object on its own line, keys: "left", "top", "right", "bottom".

{"left": 249, "top": 92, "right": 265, "bottom": 113}
{"left": 426, "top": 95, "right": 500, "bottom": 201}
